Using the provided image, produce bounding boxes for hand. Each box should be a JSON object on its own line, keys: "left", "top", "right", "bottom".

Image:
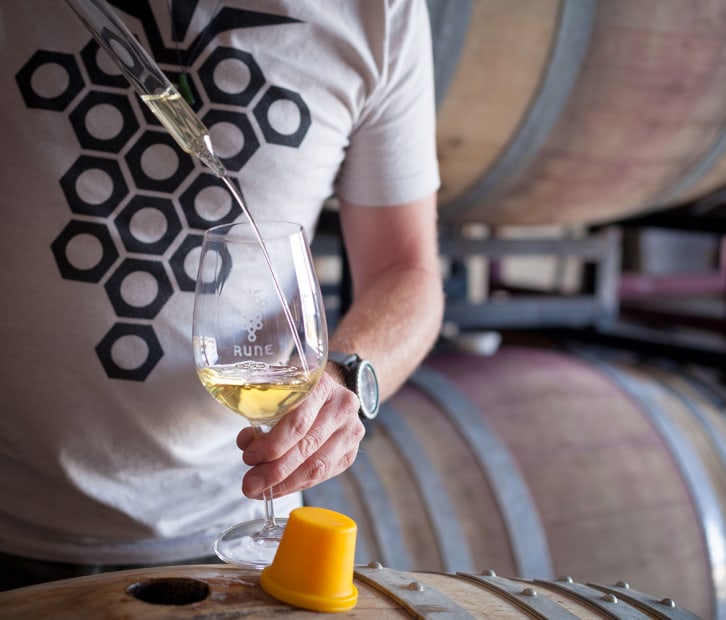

{"left": 236, "top": 371, "right": 365, "bottom": 499}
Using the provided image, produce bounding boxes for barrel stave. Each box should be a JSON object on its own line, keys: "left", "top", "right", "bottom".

{"left": 434, "top": 0, "right": 726, "bottom": 226}
{"left": 306, "top": 348, "right": 719, "bottom": 619}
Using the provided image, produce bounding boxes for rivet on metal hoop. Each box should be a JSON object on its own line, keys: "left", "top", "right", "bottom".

{"left": 558, "top": 576, "right": 574, "bottom": 583}
{"left": 615, "top": 580, "right": 630, "bottom": 589}
{"left": 408, "top": 581, "right": 425, "bottom": 592}
{"left": 602, "top": 593, "right": 618, "bottom": 604}
{"left": 661, "top": 598, "right": 676, "bottom": 608}
{"left": 521, "top": 587, "right": 538, "bottom": 597}
{"left": 368, "top": 561, "right": 383, "bottom": 569}
{"left": 482, "top": 569, "right": 496, "bottom": 577}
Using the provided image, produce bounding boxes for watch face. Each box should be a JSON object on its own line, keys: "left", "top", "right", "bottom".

{"left": 357, "top": 361, "right": 380, "bottom": 419}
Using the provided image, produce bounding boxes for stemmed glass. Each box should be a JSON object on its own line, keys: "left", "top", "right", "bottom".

{"left": 193, "top": 220, "right": 328, "bottom": 568}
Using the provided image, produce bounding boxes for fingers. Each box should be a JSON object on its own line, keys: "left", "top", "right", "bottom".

{"left": 270, "top": 421, "right": 365, "bottom": 496}
{"left": 237, "top": 373, "right": 365, "bottom": 499}
{"left": 242, "top": 431, "right": 362, "bottom": 499}
{"left": 237, "top": 379, "right": 326, "bottom": 466}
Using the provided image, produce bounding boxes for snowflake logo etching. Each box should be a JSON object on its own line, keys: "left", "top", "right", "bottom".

{"left": 241, "top": 289, "right": 266, "bottom": 343}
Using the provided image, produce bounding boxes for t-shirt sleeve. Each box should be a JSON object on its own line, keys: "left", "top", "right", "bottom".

{"left": 334, "top": 0, "right": 440, "bottom": 206}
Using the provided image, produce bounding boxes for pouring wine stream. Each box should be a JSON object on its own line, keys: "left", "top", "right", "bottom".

{"left": 66, "top": 0, "right": 309, "bottom": 373}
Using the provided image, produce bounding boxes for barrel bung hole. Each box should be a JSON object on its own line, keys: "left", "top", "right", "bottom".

{"left": 126, "top": 577, "right": 210, "bottom": 606}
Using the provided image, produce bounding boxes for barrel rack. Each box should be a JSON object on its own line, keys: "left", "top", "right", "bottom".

{"left": 573, "top": 203, "right": 726, "bottom": 369}
{"left": 313, "top": 202, "right": 726, "bottom": 370}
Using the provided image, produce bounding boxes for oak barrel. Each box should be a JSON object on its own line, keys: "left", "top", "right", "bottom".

{"left": 305, "top": 347, "right": 726, "bottom": 620}
{"left": 0, "top": 562, "right": 703, "bottom": 619}
{"left": 432, "top": 0, "right": 726, "bottom": 226}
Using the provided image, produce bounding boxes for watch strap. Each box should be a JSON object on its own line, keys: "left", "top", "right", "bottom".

{"left": 328, "top": 351, "right": 380, "bottom": 420}
{"left": 328, "top": 351, "right": 358, "bottom": 369}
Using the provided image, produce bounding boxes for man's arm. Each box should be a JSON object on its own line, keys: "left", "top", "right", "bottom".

{"left": 332, "top": 192, "right": 443, "bottom": 399}
{"left": 236, "top": 193, "right": 443, "bottom": 498}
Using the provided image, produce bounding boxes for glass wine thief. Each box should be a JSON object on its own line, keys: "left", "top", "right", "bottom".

{"left": 65, "top": 0, "right": 226, "bottom": 177}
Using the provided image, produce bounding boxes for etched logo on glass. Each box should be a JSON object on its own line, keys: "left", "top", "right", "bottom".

{"left": 234, "top": 289, "right": 273, "bottom": 358}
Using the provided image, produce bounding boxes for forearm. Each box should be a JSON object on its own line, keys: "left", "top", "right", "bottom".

{"left": 326, "top": 193, "right": 444, "bottom": 400}
{"left": 330, "top": 256, "right": 444, "bottom": 401}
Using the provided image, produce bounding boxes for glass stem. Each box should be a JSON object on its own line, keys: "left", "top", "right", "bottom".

{"left": 254, "top": 423, "right": 279, "bottom": 535}
{"left": 262, "top": 486, "right": 277, "bottom": 531}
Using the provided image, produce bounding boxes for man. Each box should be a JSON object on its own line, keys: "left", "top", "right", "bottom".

{"left": 0, "top": 0, "right": 443, "bottom": 588}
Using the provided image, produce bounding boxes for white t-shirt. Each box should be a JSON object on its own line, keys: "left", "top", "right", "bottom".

{"left": 0, "top": 0, "right": 439, "bottom": 564}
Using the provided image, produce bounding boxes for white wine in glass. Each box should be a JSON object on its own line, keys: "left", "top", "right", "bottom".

{"left": 193, "top": 220, "right": 328, "bottom": 568}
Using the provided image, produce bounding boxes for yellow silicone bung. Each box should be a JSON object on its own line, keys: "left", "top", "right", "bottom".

{"left": 260, "top": 506, "right": 358, "bottom": 612}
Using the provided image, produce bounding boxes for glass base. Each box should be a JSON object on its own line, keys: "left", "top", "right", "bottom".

{"left": 214, "top": 517, "right": 288, "bottom": 569}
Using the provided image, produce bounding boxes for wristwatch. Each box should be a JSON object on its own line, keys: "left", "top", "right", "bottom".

{"left": 328, "top": 351, "right": 380, "bottom": 421}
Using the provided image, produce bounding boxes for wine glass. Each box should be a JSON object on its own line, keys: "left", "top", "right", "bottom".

{"left": 193, "top": 220, "right": 328, "bottom": 568}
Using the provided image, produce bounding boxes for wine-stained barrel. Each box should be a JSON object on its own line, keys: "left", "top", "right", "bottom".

{"left": 0, "top": 563, "right": 703, "bottom": 619}
{"left": 304, "top": 347, "right": 726, "bottom": 620}
{"left": 432, "top": 0, "right": 726, "bottom": 226}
